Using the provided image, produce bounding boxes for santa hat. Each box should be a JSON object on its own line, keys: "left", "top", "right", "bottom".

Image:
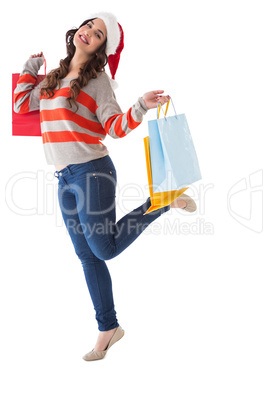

{"left": 88, "top": 12, "right": 124, "bottom": 88}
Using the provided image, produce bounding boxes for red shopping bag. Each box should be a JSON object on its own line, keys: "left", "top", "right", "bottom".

{"left": 12, "top": 60, "right": 46, "bottom": 136}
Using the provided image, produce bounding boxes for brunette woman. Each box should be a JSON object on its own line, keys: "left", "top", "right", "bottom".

{"left": 14, "top": 12, "right": 196, "bottom": 361}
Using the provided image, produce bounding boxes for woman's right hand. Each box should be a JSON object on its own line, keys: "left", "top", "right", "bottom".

{"left": 29, "top": 52, "right": 45, "bottom": 59}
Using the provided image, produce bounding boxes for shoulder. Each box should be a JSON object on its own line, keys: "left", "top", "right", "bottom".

{"left": 96, "top": 70, "right": 111, "bottom": 81}
{"left": 95, "top": 71, "right": 114, "bottom": 90}
{"left": 83, "top": 71, "right": 114, "bottom": 100}
{"left": 83, "top": 71, "right": 112, "bottom": 89}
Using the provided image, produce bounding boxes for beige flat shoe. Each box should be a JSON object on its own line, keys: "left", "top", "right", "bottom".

{"left": 170, "top": 193, "right": 197, "bottom": 212}
{"left": 83, "top": 326, "right": 125, "bottom": 362}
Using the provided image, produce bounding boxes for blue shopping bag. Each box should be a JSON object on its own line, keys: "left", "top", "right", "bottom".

{"left": 148, "top": 98, "right": 202, "bottom": 193}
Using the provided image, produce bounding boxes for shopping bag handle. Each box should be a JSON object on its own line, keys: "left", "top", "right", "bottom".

{"left": 43, "top": 58, "right": 47, "bottom": 75}
{"left": 157, "top": 97, "right": 178, "bottom": 120}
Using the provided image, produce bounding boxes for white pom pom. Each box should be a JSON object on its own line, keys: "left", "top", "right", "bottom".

{"left": 109, "top": 77, "right": 119, "bottom": 90}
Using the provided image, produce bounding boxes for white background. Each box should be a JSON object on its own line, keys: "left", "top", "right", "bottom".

{"left": 1, "top": 0, "right": 267, "bottom": 401}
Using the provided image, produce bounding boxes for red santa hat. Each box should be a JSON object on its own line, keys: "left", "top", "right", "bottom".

{"left": 88, "top": 12, "right": 124, "bottom": 87}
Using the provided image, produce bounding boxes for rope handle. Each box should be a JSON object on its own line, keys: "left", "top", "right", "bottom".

{"left": 157, "top": 97, "right": 178, "bottom": 120}
{"left": 43, "top": 58, "right": 47, "bottom": 76}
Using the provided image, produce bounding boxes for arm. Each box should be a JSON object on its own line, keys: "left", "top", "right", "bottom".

{"left": 103, "top": 96, "right": 149, "bottom": 139}
{"left": 13, "top": 53, "right": 45, "bottom": 114}
{"left": 95, "top": 73, "right": 170, "bottom": 139}
{"left": 95, "top": 74, "right": 148, "bottom": 139}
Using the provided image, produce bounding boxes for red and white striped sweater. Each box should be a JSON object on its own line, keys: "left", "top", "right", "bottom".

{"left": 14, "top": 57, "right": 148, "bottom": 165}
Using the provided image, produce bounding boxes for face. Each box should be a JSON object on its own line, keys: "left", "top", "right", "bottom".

{"left": 73, "top": 18, "right": 107, "bottom": 57}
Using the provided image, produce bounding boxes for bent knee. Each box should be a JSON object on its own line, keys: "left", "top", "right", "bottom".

{"left": 92, "top": 244, "right": 117, "bottom": 261}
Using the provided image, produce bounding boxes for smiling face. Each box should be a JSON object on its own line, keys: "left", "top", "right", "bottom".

{"left": 73, "top": 18, "right": 107, "bottom": 58}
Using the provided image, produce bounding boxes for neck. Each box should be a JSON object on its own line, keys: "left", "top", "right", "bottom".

{"left": 69, "top": 49, "right": 93, "bottom": 74}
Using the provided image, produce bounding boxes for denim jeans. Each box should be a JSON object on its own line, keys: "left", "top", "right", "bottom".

{"left": 54, "top": 155, "right": 170, "bottom": 331}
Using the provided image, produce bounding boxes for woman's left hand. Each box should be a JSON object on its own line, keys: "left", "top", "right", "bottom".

{"left": 142, "top": 90, "right": 170, "bottom": 110}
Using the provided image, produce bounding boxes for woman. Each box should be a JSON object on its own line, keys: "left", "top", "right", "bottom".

{"left": 14, "top": 12, "right": 196, "bottom": 361}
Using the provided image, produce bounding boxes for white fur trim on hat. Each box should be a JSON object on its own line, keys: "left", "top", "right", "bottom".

{"left": 88, "top": 11, "right": 121, "bottom": 56}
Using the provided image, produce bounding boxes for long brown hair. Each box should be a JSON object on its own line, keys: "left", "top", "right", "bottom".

{"left": 40, "top": 19, "right": 108, "bottom": 111}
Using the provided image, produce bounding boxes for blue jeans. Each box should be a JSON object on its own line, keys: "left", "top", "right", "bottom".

{"left": 54, "top": 155, "right": 170, "bottom": 331}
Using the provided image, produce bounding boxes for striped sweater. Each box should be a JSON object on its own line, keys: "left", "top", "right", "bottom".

{"left": 14, "top": 57, "right": 149, "bottom": 165}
